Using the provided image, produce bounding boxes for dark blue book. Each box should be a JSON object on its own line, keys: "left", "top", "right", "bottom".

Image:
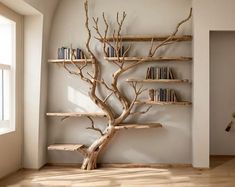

{"left": 111, "top": 47, "right": 115, "bottom": 57}
{"left": 122, "top": 46, "right": 125, "bottom": 56}
{"left": 160, "top": 89, "right": 162, "bottom": 101}
{"left": 77, "top": 48, "right": 81, "bottom": 59}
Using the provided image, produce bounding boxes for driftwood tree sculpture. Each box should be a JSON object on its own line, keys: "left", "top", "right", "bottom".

{"left": 62, "top": 0, "right": 192, "bottom": 170}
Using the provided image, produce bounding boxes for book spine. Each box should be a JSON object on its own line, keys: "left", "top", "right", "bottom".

{"left": 58, "top": 48, "right": 64, "bottom": 59}
{"left": 64, "top": 48, "right": 67, "bottom": 59}
{"left": 155, "top": 89, "right": 159, "bottom": 101}
{"left": 68, "top": 48, "right": 71, "bottom": 60}
{"left": 156, "top": 67, "right": 160, "bottom": 79}
{"left": 169, "top": 68, "right": 174, "bottom": 79}
{"left": 164, "top": 67, "right": 167, "bottom": 79}
{"left": 167, "top": 67, "right": 170, "bottom": 79}
{"left": 121, "top": 46, "right": 125, "bottom": 56}
{"left": 149, "top": 89, "right": 155, "bottom": 101}
{"left": 111, "top": 47, "right": 115, "bottom": 57}
{"left": 160, "top": 89, "right": 162, "bottom": 101}
{"left": 72, "top": 49, "right": 77, "bottom": 60}
{"left": 151, "top": 67, "right": 154, "bottom": 79}
{"left": 160, "top": 68, "right": 163, "bottom": 79}
{"left": 77, "top": 48, "right": 81, "bottom": 59}
{"left": 146, "top": 67, "right": 150, "bottom": 79}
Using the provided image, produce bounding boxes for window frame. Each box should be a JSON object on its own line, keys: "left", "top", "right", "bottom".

{"left": 0, "top": 15, "right": 16, "bottom": 134}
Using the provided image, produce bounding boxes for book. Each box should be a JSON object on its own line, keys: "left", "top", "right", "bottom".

{"left": 146, "top": 66, "right": 177, "bottom": 80}
{"left": 58, "top": 48, "right": 64, "bottom": 59}
{"left": 148, "top": 89, "right": 155, "bottom": 101}
{"left": 152, "top": 88, "right": 179, "bottom": 102}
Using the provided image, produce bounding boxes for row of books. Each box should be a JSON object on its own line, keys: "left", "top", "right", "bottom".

{"left": 146, "top": 67, "right": 175, "bottom": 80}
{"left": 107, "top": 46, "right": 125, "bottom": 57}
{"left": 149, "top": 88, "right": 178, "bottom": 102}
{"left": 58, "top": 47, "right": 85, "bottom": 60}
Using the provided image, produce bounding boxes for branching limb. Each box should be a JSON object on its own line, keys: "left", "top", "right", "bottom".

{"left": 84, "top": 0, "right": 115, "bottom": 123}
{"left": 63, "top": 61, "right": 92, "bottom": 84}
{"left": 103, "top": 92, "right": 114, "bottom": 103}
{"left": 93, "top": 78, "right": 114, "bottom": 92}
{"left": 86, "top": 116, "right": 104, "bottom": 136}
{"left": 84, "top": 0, "right": 96, "bottom": 57}
{"left": 149, "top": 8, "right": 192, "bottom": 57}
{"left": 114, "top": 82, "right": 147, "bottom": 124}
{"left": 130, "top": 106, "right": 152, "bottom": 116}
{"left": 117, "top": 12, "right": 127, "bottom": 35}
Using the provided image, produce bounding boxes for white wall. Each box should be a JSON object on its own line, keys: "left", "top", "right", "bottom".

{"left": 0, "top": 3, "right": 23, "bottom": 179}
{"left": 47, "top": 0, "right": 192, "bottom": 164}
{"left": 210, "top": 31, "right": 235, "bottom": 155}
{"left": 23, "top": 14, "right": 43, "bottom": 169}
{"left": 193, "top": 0, "right": 235, "bottom": 168}
{"left": 23, "top": 0, "right": 59, "bottom": 169}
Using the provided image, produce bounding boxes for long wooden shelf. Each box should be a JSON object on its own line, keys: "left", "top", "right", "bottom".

{"left": 126, "top": 79, "right": 191, "bottom": 84}
{"left": 115, "top": 123, "right": 162, "bottom": 130}
{"left": 48, "top": 144, "right": 86, "bottom": 152}
{"left": 104, "top": 56, "right": 192, "bottom": 62}
{"left": 135, "top": 100, "right": 192, "bottom": 106}
{"left": 99, "top": 35, "right": 192, "bottom": 42}
{"left": 46, "top": 112, "right": 107, "bottom": 118}
{"left": 48, "top": 59, "right": 92, "bottom": 64}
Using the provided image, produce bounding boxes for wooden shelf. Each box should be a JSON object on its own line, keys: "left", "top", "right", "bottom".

{"left": 48, "top": 59, "right": 92, "bottom": 64}
{"left": 126, "top": 79, "right": 191, "bottom": 84}
{"left": 46, "top": 112, "right": 107, "bottom": 118}
{"left": 99, "top": 35, "right": 192, "bottom": 42}
{"left": 115, "top": 123, "right": 162, "bottom": 130}
{"left": 48, "top": 144, "right": 86, "bottom": 152}
{"left": 135, "top": 100, "right": 192, "bottom": 106}
{"left": 104, "top": 56, "right": 192, "bottom": 62}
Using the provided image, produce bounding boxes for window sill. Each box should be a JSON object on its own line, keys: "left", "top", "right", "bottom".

{"left": 0, "top": 127, "right": 14, "bottom": 135}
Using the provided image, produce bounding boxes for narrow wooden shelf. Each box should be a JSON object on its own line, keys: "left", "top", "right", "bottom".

{"left": 99, "top": 35, "right": 192, "bottom": 42}
{"left": 135, "top": 100, "right": 192, "bottom": 106}
{"left": 46, "top": 112, "right": 107, "bottom": 118}
{"left": 48, "top": 59, "right": 92, "bottom": 64}
{"left": 104, "top": 56, "right": 192, "bottom": 62}
{"left": 48, "top": 144, "right": 86, "bottom": 152}
{"left": 115, "top": 123, "right": 162, "bottom": 130}
{"left": 126, "top": 79, "right": 191, "bottom": 84}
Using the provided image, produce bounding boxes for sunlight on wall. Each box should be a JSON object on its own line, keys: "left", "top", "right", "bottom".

{"left": 67, "top": 86, "right": 102, "bottom": 112}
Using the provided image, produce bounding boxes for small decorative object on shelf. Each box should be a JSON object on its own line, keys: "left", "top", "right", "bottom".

{"left": 146, "top": 66, "right": 175, "bottom": 80}
{"left": 149, "top": 88, "right": 178, "bottom": 102}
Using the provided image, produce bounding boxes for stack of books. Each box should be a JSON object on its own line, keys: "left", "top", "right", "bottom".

{"left": 146, "top": 67, "right": 175, "bottom": 79}
{"left": 58, "top": 47, "right": 85, "bottom": 60}
{"left": 107, "top": 46, "right": 125, "bottom": 57}
{"left": 149, "top": 88, "right": 178, "bottom": 102}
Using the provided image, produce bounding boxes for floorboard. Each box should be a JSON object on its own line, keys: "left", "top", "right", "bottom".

{"left": 0, "top": 157, "right": 235, "bottom": 187}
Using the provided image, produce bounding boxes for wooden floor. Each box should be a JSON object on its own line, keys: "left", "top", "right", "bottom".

{"left": 1, "top": 157, "right": 235, "bottom": 187}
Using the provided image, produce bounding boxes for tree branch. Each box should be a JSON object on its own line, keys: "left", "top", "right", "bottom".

{"left": 149, "top": 8, "right": 192, "bottom": 57}
{"left": 84, "top": 0, "right": 115, "bottom": 123}
{"left": 130, "top": 106, "right": 152, "bottom": 116}
{"left": 86, "top": 116, "right": 104, "bottom": 136}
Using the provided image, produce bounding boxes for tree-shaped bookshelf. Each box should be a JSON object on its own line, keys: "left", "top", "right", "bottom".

{"left": 47, "top": 0, "right": 192, "bottom": 170}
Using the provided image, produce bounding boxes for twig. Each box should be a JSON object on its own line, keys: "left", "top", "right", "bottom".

{"left": 130, "top": 106, "right": 152, "bottom": 116}
{"left": 86, "top": 116, "right": 104, "bottom": 136}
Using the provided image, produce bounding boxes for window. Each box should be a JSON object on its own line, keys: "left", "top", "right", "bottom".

{"left": 0, "top": 15, "right": 15, "bottom": 131}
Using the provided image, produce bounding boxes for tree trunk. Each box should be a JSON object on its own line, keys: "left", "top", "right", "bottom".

{"left": 81, "top": 126, "right": 116, "bottom": 170}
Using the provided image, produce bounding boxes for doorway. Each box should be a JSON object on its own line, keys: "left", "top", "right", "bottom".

{"left": 210, "top": 31, "right": 235, "bottom": 166}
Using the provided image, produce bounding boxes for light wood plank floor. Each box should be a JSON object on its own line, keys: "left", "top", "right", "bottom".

{"left": 0, "top": 157, "right": 235, "bottom": 187}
